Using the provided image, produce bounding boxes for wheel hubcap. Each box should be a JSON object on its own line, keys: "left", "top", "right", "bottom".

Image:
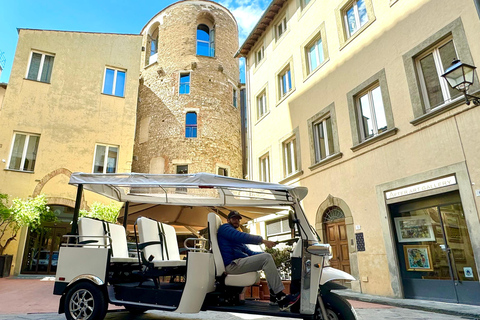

{"left": 69, "top": 289, "right": 95, "bottom": 320}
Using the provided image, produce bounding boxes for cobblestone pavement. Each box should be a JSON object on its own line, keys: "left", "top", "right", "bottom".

{"left": 0, "top": 306, "right": 476, "bottom": 320}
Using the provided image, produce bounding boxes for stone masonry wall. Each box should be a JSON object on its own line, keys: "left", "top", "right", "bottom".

{"left": 133, "top": 0, "right": 242, "bottom": 178}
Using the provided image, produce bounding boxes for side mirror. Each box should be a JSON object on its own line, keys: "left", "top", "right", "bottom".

{"left": 288, "top": 210, "right": 296, "bottom": 229}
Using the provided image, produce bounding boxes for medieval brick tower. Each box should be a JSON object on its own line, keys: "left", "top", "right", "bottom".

{"left": 132, "top": 0, "right": 241, "bottom": 178}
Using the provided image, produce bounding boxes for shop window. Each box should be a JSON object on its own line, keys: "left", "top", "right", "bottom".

{"left": 93, "top": 144, "right": 118, "bottom": 173}
{"left": 26, "top": 51, "right": 54, "bottom": 83}
{"left": 8, "top": 132, "right": 40, "bottom": 172}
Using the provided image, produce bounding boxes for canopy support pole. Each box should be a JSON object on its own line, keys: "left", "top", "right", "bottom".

{"left": 123, "top": 201, "right": 130, "bottom": 229}
{"left": 71, "top": 184, "right": 83, "bottom": 234}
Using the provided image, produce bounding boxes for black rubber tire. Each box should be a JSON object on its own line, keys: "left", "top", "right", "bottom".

{"left": 124, "top": 305, "right": 148, "bottom": 314}
{"left": 321, "top": 292, "right": 357, "bottom": 320}
{"left": 64, "top": 281, "right": 107, "bottom": 320}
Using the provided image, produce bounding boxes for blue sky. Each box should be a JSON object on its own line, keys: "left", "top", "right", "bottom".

{"left": 0, "top": 0, "right": 270, "bottom": 83}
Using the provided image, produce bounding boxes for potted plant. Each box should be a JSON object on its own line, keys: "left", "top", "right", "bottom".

{"left": 259, "top": 246, "right": 293, "bottom": 299}
{"left": 0, "top": 193, "right": 55, "bottom": 277}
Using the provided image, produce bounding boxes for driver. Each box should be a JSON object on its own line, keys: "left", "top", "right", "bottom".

{"left": 217, "top": 210, "right": 299, "bottom": 311}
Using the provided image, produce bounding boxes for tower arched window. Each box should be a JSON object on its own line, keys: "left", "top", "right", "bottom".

{"left": 186, "top": 112, "right": 197, "bottom": 138}
{"left": 196, "top": 24, "right": 215, "bottom": 57}
{"left": 151, "top": 29, "right": 158, "bottom": 56}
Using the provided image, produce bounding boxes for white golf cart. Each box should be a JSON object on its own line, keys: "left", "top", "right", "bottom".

{"left": 53, "top": 172, "right": 357, "bottom": 320}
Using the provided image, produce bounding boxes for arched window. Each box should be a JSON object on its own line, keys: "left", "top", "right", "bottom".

{"left": 186, "top": 112, "right": 197, "bottom": 138}
{"left": 323, "top": 206, "right": 345, "bottom": 223}
{"left": 197, "top": 24, "right": 215, "bottom": 57}
{"left": 151, "top": 29, "right": 158, "bottom": 56}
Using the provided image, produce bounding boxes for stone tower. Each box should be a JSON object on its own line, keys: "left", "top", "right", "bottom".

{"left": 133, "top": 0, "right": 241, "bottom": 178}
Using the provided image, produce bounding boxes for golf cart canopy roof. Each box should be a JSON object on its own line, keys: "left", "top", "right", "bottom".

{"left": 69, "top": 172, "right": 308, "bottom": 207}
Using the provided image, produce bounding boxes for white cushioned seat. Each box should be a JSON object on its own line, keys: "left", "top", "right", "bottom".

{"left": 78, "top": 217, "right": 137, "bottom": 263}
{"left": 136, "top": 217, "right": 186, "bottom": 268}
{"left": 207, "top": 212, "right": 260, "bottom": 287}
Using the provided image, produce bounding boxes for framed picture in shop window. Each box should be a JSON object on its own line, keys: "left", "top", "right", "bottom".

{"left": 404, "top": 245, "right": 434, "bottom": 271}
{"left": 443, "top": 212, "right": 463, "bottom": 243}
{"left": 394, "top": 216, "right": 435, "bottom": 243}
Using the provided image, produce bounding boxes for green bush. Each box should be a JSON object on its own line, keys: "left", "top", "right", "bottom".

{"left": 80, "top": 202, "right": 121, "bottom": 223}
{"left": 265, "top": 246, "right": 292, "bottom": 280}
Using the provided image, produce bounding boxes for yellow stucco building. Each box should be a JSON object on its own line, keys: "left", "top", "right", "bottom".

{"left": 239, "top": 0, "right": 480, "bottom": 304}
{"left": 0, "top": 29, "right": 142, "bottom": 275}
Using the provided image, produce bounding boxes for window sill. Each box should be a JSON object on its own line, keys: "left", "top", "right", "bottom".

{"left": 144, "top": 60, "right": 158, "bottom": 69}
{"left": 101, "top": 93, "right": 125, "bottom": 99}
{"left": 273, "top": 29, "right": 290, "bottom": 51}
{"left": 351, "top": 127, "right": 398, "bottom": 152}
{"left": 255, "top": 111, "right": 270, "bottom": 125}
{"left": 303, "top": 58, "right": 330, "bottom": 83}
{"left": 279, "top": 170, "right": 303, "bottom": 184}
{"left": 339, "top": 18, "right": 375, "bottom": 51}
{"left": 253, "top": 59, "right": 266, "bottom": 74}
{"left": 309, "top": 152, "right": 343, "bottom": 171}
{"left": 24, "top": 78, "right": 51, "bottom": 84}
{"left": 196, "top": 54, "right": 216, "bottom": 59}
{"left": 4, "top": 168, "right": 35, "bottom": 174}
{"left": 410, "top": 96, "right": 466, "bottom": 126}
{"left": 277, "top": 88, "right": 296, "bottom": 107}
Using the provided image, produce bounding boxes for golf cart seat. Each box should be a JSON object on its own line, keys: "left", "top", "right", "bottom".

{"left": 208, "top": 212, "right": 260, "bottom": 287}
{"left": 78, "top": 217, "right": 137, "bottom": 263}
{"left": 136, "top": 217, "right": 187, "bottom": 268}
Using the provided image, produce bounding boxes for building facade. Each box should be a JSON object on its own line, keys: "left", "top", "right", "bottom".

{"left": 240, "top": 0, "right": 480, "bottom": 304}
{"left": 133, "top": 1, "right": 242, "bottom": 178}
{"left": 0, "top": 29, "right": 142, "bottom": 275}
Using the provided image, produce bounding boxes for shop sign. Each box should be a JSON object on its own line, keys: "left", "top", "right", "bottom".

{"left": 386, "top": 176, "right": 457, "bottom": 200}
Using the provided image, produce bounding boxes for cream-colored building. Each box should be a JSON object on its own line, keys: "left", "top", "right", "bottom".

{"left": 0, "top": 29, "right": 142, "bottom": 275}
{"left": 240, "top": 0, "right": 480, "bottom": 304}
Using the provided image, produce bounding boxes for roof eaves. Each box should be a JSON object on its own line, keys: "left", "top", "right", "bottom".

{"left": 235, "top": 0, "right": 287, "bottom": 58}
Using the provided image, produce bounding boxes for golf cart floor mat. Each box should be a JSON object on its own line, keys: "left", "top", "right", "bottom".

{"left": 206, "top": 300, "right": 305, "bottom": 318}
{"left": 113, "top": 281, "right": 184, "bottom": 307}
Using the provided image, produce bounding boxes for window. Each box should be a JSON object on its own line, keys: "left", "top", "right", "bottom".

{"left": 180, "top": 73, "right": 190, "bottom": 94}
{"left": 344, "top": 0, "right": 368, "bottom": 38}
{"left": 306, "top": 38, "right": 324, "bottom": 74}
{"left": 257, "top": 90, "right": 267, "bottom": 119}
{"left": 403, "top": 18, "right": 479, "bottom": 122}
{"left": 26, "top": 51, "right": 54, "bottom": 83}
{"left": 93, "top": 144, "right": 118, "bottom": 173}
{"left": 8, "top": 132, "right": 40, "bottom": 172}
{"left": 185, "top": 112, "right": 197, "bottom": 138}
{"left": 197, "top": 24, "right": 215, "bottom": 57}
{"left": 303, "top": 0, "right": 312, "bottom": 7}
{"left": 357, "top": 85, "right": 388, "bottom": 140}
{"left": 416, "top": 39, "right": 461, "bottom": 111}
{"left": 176, "top": 165, "right": 188, "bottom": 174}
{"left": 256, "top": 46, "right": 264, "bottom": 65}
{"left": 347, "top": 69, "right": 395, "bottom": 149}
{"left": 313, "top": 117, "right": 334, "bottom": 163}
{"left": 276, "top": 17, "right": 287, "bottom": 40}
{"left": 259, "top": 153, "right": 270, "bottom": 182}
{"left": 233, "top": 86, "right": 238, "bottom": 107}
{"left": 218, "top": 167, "right": 228, "bottom": 176}
{"left": 266, "top": 218, "right": 291, "bottom": 240}
{"left": 279, "top": 65, "right": 293, "bottom": 98}
{"left": 283, "top": 136, "right": 298, "bottom": 177}
{"left": 149, "top": 28, "right": 159, "bottom": 65}
{"left": 103, "top": 67, "right": 126, "bottom": 97}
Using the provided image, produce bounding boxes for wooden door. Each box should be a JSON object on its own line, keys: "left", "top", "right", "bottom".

{"left": 325, "top": 220, "right": 350, "bottom": 274}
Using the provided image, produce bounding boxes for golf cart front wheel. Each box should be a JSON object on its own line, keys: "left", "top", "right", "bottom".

{"left": 313, "top": 292, "right": 357, "bottom": 320}
{"left": 64, "top": 281, "right": 107, "bottom": 320}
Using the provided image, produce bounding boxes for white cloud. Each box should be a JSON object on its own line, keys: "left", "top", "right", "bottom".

{"left": 219, "top": 0, "right": 269, "bottom": 44}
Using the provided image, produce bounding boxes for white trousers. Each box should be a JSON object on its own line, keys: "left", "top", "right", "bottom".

{"left": 225, "top": 252, "right": 285, "bottom": 294}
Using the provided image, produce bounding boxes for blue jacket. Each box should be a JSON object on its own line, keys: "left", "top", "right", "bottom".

{"left": 217, "top": 223, "right": 263, "bottom": 266}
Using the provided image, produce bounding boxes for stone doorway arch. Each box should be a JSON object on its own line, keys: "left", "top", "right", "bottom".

{"left": 315, "top": 194, "right": 361, "bottom": 292}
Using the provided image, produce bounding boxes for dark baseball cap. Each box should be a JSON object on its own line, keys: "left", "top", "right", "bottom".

{"left": 227, "top": 210, "right": 242, "bottom": 219}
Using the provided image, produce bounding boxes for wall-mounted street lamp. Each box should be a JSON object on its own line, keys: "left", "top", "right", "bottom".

{"left": 441, "top": 59, "right": 480, "bottom": 106}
